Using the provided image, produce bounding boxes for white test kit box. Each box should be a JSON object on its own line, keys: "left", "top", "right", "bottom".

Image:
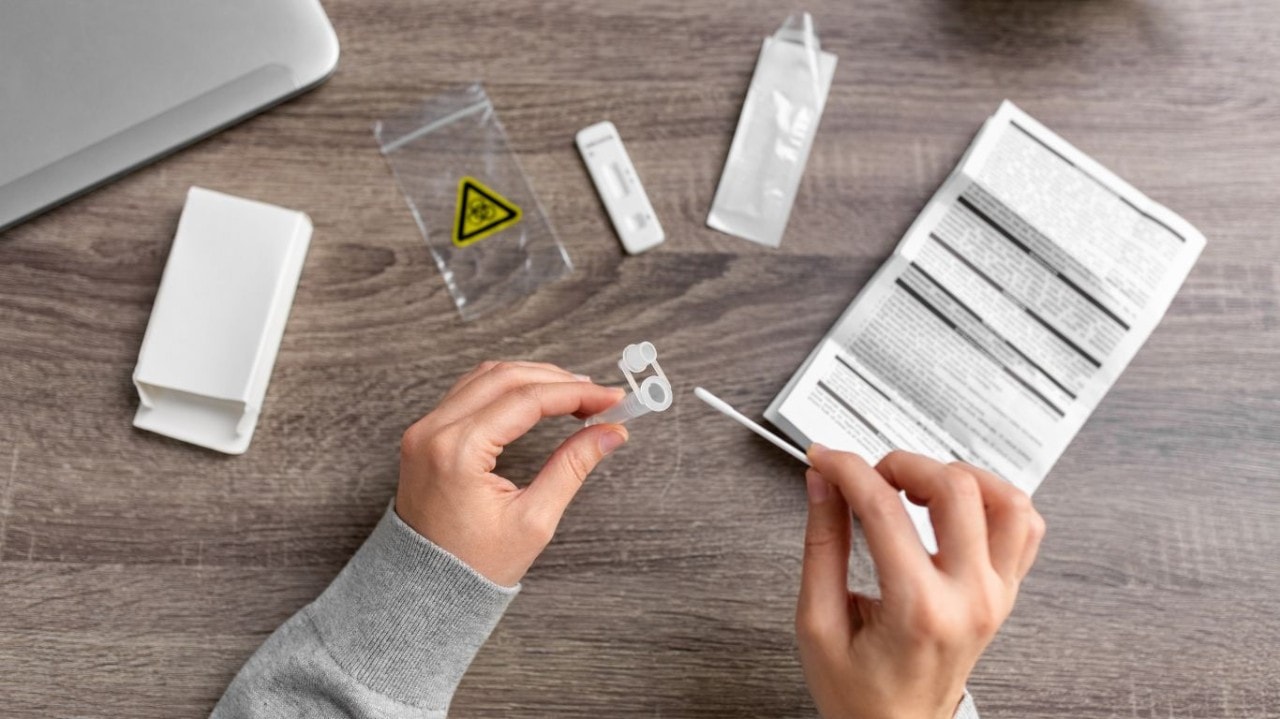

{"left": 132, "top": 187, "right": 312, "bottom": 454}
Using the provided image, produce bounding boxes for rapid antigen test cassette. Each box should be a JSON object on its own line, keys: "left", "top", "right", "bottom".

{"left": 576, "top": 122, "right": 664, "bottom": 255}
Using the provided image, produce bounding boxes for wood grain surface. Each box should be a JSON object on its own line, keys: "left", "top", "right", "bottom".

{"left": 2, "top": 1, "right": 1278, "bottom": 717}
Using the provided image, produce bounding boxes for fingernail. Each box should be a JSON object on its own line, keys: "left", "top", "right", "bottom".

{"left": 807, "top": 442, "right": 828, "bottom": 460}
{"left": 805, "top": 469, "right": 831, "bottom": 503}
{"left": 599, "top": 429, "right": 628, "bottom": 455}
{"left": 573, "top": 373, "right": 591, "bottom": 382}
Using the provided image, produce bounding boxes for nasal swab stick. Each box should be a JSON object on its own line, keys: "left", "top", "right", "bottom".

{"left": 694, "top": 387, "right": 811, "bottom": 466}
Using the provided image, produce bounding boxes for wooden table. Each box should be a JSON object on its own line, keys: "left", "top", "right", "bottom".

{"left": 2, "top": 1, "right": 1277, "bottom": 716}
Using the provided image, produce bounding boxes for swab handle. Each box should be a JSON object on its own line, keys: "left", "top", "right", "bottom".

{"left": 694, "top": 387, "right": 812, "bottom": 466}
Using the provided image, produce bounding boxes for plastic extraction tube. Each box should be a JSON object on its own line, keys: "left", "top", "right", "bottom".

{"left": 585, "top": 376, "right": 672, "bottom": 426}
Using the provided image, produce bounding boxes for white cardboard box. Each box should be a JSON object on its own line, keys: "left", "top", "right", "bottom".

{"left": 132, "top": 187, "right": 312, "bottom": 454}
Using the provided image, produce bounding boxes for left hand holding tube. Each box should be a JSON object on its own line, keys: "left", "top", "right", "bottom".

{"left": 395, "top": 361, "right": 629, "bottom": 587}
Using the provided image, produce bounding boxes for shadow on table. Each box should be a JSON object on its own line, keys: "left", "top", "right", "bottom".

{"left": 932, "top": 0, "right": 1167, "bottom": 56}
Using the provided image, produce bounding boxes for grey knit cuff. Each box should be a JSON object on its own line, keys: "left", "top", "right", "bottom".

{"left": 307, "top": 503, "right": 519, "bottom": 711}
{"left": 955, "top": 690, "right": 980, "bottom": 719}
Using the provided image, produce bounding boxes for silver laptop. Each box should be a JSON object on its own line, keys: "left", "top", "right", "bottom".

{"left": 0, "top": 1, "right": 340, "bottom": 232}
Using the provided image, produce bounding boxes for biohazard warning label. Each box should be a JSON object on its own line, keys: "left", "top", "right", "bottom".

{"left": 452, "top": 176, "right": 522, "bottom": 247}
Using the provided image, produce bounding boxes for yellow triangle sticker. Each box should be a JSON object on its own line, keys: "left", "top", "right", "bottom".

{"left": 452, "top": 176, "right": 522, "bottom": 247}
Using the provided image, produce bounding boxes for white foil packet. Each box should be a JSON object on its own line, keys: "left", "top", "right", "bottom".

{"left": 707, "top": 13, "right": 838, "bottom": 248}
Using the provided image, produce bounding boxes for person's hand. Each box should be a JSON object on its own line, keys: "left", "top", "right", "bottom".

{"left": 797, "top": 447, "right": 1045, "bottom": 719}
{"left": 395, "top": 361, "right": 629, "bottom": 587}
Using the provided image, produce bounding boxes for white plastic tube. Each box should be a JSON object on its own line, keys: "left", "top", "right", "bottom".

{"left": 622, "top": 341, "right": 658, "bottom": 373}
{"left": 586, "top": 375, "right": 672, "bottom": 426}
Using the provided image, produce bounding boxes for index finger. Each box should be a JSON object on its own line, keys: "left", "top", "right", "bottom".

{"left": 954, "top": 462, "right": 1045, "bottom": 581}
{"left": 807, "top": 445, "right": 934, "bottom": 594}
{"left": 465, "top": 381, "right": 627, "bottom": 449}
{"left": 443, "top": 360, "right": 583, "bottom": 402}
{"left": 434, "top": 363, "right": 592, "bottom": 426}
{"left": 875, "top": 451, "right": 989, "bottom": 575}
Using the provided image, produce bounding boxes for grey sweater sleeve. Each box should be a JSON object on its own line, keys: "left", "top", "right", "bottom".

{"left": 211, "top": 504, "right": 980, "bottom": 719}
{"left": 211, "top": 505, "right": 518, "bottom": 719}
{"left": 956, "top": 691, "right": 981, "bottom": 719}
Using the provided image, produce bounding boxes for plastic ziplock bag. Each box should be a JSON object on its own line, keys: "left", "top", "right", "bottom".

{"left": 374, "top": 84, "right": 571, "bottom": 321}
{"left": 706, "top": 13, "right": 838, "bottom": 248}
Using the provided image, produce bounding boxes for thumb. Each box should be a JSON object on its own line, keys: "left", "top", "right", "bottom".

{"left": 797, "top": 468, "right": 853, "bottom": 643}
{"left": 520, "top": 423, "right": 628, "bottom": 525}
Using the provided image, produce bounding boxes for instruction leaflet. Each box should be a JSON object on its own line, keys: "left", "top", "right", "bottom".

{"left": 764, "top": 101, "right": 1206, "bottom": 549}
